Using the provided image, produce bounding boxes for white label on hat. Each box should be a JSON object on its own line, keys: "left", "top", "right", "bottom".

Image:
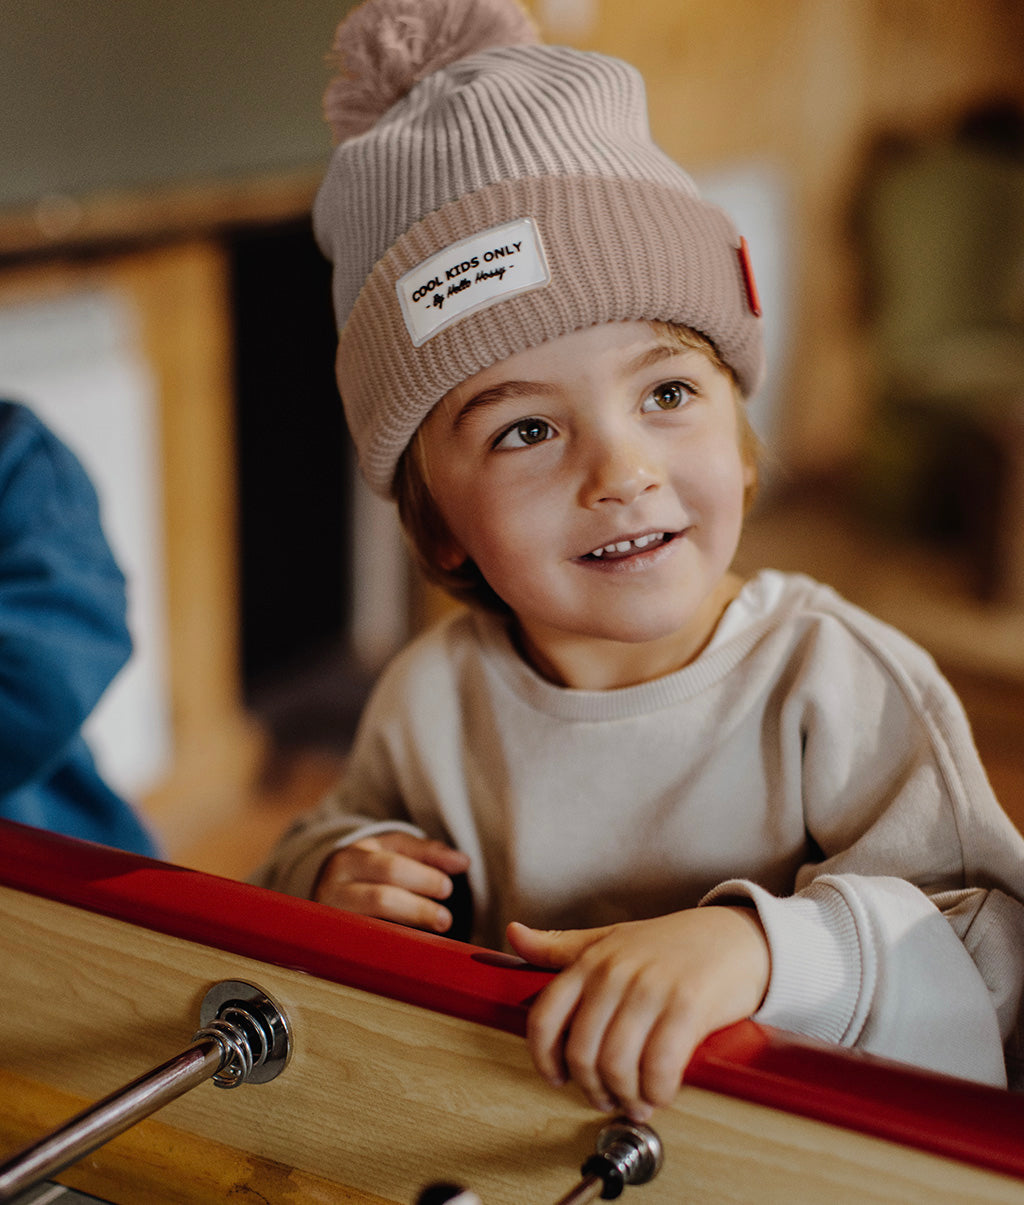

{"left": 396, "top": 218, "right": 550, "bottom": 347}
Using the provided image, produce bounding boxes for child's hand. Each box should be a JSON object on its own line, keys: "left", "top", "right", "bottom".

{"left": 315, "top": 832, "right": 470, "bottom": 934}
{"left": 506, "top": 906, "right": 770, "bottom": 1122}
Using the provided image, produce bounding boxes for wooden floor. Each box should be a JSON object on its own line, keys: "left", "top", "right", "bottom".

{"left": 166, "top": 484, "right": 1024, "bottom": 881}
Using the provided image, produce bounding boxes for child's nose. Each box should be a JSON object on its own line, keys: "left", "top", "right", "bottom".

{"left": 578, "top": 431, "right": 660, "bottom": 508}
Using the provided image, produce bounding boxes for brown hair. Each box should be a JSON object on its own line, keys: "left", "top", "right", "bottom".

{"left": 394, "top": 322, "right": 762, "bottom": 614}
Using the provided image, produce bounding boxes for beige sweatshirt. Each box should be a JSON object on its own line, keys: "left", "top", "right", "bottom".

{"left": 257, "top": 571, "right": 1024, "bottom": 1088}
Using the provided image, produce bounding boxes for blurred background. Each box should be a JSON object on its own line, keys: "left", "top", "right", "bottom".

{"left": 1, "top": 0, "right": 1023, "bottom": 874}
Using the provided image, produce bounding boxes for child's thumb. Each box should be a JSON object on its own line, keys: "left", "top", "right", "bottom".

{"left": 506, "top": 920, "right": 609, "bottom": 968}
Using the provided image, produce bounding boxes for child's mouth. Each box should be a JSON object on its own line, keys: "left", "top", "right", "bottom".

{"left": 583, "top": 532, "right": 674, "bottom": 561}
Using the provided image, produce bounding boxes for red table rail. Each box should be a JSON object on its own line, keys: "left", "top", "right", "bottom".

{"left": 2, "top": 818, "right": 1023, "bottom": 1181}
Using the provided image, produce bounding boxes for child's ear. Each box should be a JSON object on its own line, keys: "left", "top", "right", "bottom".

{"left": 437, "top": 536, "right": 468, "bottom": 572}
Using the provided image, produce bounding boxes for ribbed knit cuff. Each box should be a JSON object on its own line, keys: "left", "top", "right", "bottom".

{"left": 701, "top": 878, "right": 872, "bottom": 1046}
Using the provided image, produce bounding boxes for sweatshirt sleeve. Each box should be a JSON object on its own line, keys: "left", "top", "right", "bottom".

{"left": 706, "top": 605, "right": 1024, "bottom": 1089}
{"left": 254, "top": 611, "right": 484, "bottom": 900}
{"left": 251, "top": 685, "right": 428, "bottom": 898}
{"left": 0, "top": 403, "right": 131, "bottom": 795}
{"left": 703, "top": 874, "right": 1010, "bottom": 1086}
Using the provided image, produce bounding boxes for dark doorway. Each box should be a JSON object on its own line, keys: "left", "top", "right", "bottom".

{"left": 228, "top": 217, "right": 352, "bottom": 708}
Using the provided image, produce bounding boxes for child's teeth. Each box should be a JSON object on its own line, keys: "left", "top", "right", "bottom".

{"left": 591, "top": 533, "right": 664, "bottom": 557}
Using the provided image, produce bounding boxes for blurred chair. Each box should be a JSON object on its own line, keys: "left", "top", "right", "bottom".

{"left": 857, "top": 101, "right": 1024, "bottom": 600}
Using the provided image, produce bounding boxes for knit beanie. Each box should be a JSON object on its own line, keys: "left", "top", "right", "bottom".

{"left": 314, "top": 0, "right": 765, "bottom": 497}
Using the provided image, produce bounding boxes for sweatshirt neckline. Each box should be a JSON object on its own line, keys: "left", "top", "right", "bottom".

{"left": 473, "top": 569, "right": 804, "bottom": 721}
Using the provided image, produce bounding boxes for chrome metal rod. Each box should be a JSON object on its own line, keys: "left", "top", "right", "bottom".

{"left": 0, "top": 979, "right": 290, "bottom": 1204}
{"left": 553, "top": 1173, "right": 605, "bottom": 1205}
{"left": 0, "top": 1037, "right": 223, "bottom": 1202}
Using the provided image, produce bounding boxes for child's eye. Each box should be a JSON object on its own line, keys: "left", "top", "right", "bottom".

{"left": 641, "top": 381, "right": 695, "bottom": 412}
{"left": 493, "top": 417, "right": 554, "bottom": 449}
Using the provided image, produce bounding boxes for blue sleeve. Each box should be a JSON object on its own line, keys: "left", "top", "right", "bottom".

{"left": 0, "top": 401, "right": 132, "bottom": 795}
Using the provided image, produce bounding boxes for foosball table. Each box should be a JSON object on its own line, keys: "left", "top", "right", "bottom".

{"left": 2, "top": 819, "right": 1023, "bottom": 1204}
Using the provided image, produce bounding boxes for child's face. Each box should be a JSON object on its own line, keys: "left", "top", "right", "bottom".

{"left": 417, "top": 321, "right": 755, "bottom": 686}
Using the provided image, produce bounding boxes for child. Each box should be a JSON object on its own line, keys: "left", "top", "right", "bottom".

{"left": 258, "top": 0, "right": 1024, "bottom": 1119}
{"left": 0, "top": 398, "right": 157, "bottom": 856}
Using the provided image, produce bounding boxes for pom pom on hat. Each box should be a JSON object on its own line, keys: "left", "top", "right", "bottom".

{"left": 324, "top": 0, "right": 540, "bottom": 143}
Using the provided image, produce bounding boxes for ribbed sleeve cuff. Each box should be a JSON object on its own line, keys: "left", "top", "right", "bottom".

{"left": 701, "top": 878, "right": 873, "bottom": 1046}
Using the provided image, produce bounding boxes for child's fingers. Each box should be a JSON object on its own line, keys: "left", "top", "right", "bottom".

{"left": 524, "top": 965, "right": 584, "bottom": 1088}
{"left": 513, "top": 921, "right": 631, "bottom": 1102}
{"left": 349, "top": 843, "right": 452, "bottom": 901}
{"left": 638, "top": 1010, "right": 702, "bottom": 1110}
{"left": 528, "top": 960, "right": 659, "bottom": 1116}
{"left": 314, "top": 835, "right": 471, "bottom": 932}
{"left": 378, "top": 832, "right": 471, "bottom": 875}
{"left": 582, "top": 982, "right": 663, "bottom": 1117}
{"left": 559, "top": 978, "right": 629, "bottom": 1112}
{"left": 329, "top": 837, "right": 457, "bottom": 900}
{"left": 506, "top": 920, "right": 612, "bottom": 967}
{"left": 591, "top": 979, "right": 702, "bottom": 1119}
{"left": 329, "top": 878, "right": 455, "bottom": 933}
